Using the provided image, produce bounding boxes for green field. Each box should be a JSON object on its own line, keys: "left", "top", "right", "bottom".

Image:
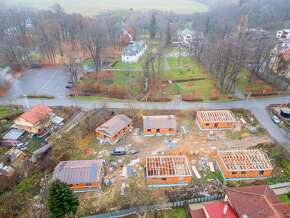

{"left": 8, "top": 0, "right": 209, "bottom": 16}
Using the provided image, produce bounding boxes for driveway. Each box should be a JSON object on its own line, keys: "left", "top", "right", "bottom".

{"left": 2, "top": 67, "right": 68, "bottom": 102}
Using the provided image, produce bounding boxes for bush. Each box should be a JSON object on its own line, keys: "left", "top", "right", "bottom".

{"left": 0, "top": 119, "right": 7, "bottom": 124}
{"left": 146, "top": 92, "right": 171, "bottom": 102}
{"left": 181, "top": 93, "right": 203, "bottom": 101}
{"left": 210, "top": 93, "right": 220, "bottom": 100}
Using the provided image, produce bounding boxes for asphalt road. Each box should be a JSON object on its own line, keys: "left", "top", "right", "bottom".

{"left": 2, "top": 67, "right": 68, "bottom": 102}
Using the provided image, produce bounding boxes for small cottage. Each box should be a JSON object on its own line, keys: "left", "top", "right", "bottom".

{"left": 143, "top": 115, "right": 177, "bottom": 136}
{"left": 121, "top": 41, "right": 147, "bottom": 63}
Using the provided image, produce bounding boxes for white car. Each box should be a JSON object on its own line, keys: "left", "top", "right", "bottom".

{"left": 271, "top": 115, "right": 280, "bottom": 124}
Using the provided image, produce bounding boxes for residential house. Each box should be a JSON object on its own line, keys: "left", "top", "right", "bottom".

{"left": 95, "top": 114, "right": 132, "bottom": 145}
{"left": 6, "top": 147, "right": 25, "bottom": 162}
{"left": 13, "top": 103, "right": 53, "bottom": 134}
{"left": 269, "top": 47, "right": 290, "bottom": 78}
{"left": 2, "top": 129, "right": 25, "bottom": 146}
{"left": 225, "top": 185, "right": 290, "bottom": 217}
{"left": 145, "top": 155, "right": 192, "bottom": 187}
{"left": 121, "top": 41, "right": 147, "bottom": 63}
{"left": 196, "top": 110, "right": 236, "bottom": 130}
{"left": 187, "top": 185, "right": 290, "bottom": 218}
{"left": 143, "top": 115, "right": 177, "bottom": 136}
{"left": 216, "top": 149, "right": 273, "bottom": 181}
{"left": 276, "top": 29, "right": 290, "bottom": 40}
{"left": 178, "top": 29, "right": 196, "bottom": 44}
{"left": 52, "top": 159, "right": 105, "bottom": 192}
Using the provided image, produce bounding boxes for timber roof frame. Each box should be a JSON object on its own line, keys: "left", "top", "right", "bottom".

{"left": 197, "top": 110, "right": 236, "bottom": 123}
{"left": 145, "top": 155, "right": 192, "bottom": 178}
{"left": 217, "top": 149, "right": 273, "bottom": 171}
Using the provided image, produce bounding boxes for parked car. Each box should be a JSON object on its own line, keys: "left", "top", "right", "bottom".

{"left": 68, "top": 81, "right": 73, "bottom": 84}
{"left": 16, "top": 142, "right": 29, "bottom": 149}
{"left": 112, "top": 148, "right": 126, "bottom": 155}
{"left": 130, "top": 148, "right": 139, "bottom": 155}
{"left": 51, "top": 127, "right": 58, "bottom": 132}
{"left": 65, "top": 85, "right": 72, "bottom": 89}
{"left": 272, "top": 115, "right": 280, "bottom": 124}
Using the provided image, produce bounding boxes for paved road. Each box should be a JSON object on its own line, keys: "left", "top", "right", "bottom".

{"left": 2, "top": 67, "right": 68, "bottom": 103}
{"left": 1, "top": 95, "right": 289, "bottom": 149}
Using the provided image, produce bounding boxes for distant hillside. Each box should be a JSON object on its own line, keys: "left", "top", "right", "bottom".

{"left": 5, "top": 0, "right": 209, "bottom": 16}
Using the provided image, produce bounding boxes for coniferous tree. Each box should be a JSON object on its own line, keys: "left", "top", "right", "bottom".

{"left": 149, "top": 14, "right": 157, "bottom": 39}
{"left": 166, "top": 22, "right": 171, "bottom": 45}
{"left": 48, "top": 179, "right": 79, "bottom": 218}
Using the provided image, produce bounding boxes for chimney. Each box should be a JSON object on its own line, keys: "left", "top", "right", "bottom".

{"left": 223, "top": 204, "right": 228, "bottom": 215}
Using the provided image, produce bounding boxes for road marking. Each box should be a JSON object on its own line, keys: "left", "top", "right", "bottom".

{"left": 37, "top": 70, "right": 59, "bottom": 94}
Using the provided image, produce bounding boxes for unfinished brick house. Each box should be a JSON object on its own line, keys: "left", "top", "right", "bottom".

{"left": 95, "top": 114, "right": 132, "bottom": 145}
{"left": 145, "top": 155, "right": 192, "bottom": 187}
{"left": 216, "top": 149, "right": 273, "bottom": 181}
{"left": 143, "top": 115, "right": 177, "bottom": 136}
{"left": 52, "top": 159, "right": 105, "bottom": 192}
{"left": 196, "top": 110, "right": 236, "bottom": 130}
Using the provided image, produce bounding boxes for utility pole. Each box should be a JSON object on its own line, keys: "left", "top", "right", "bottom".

{"left": 74, "top": 94, "right": 78, "bottom": 108}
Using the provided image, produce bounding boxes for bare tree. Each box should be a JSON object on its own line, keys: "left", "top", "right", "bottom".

{"left": 63, "top": 56, "right": 82, "bottom": 85}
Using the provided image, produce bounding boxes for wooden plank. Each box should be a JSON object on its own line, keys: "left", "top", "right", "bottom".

{"left": 191, "top": 166, "right": 201, "bottom": 179}
{"left": 209, "top": 162, "right": 215, "bottom": 172}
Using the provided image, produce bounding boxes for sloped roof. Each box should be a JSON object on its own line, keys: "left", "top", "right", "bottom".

{"left": 190, "top": 208, "right": 207, "bottom": 218}
{"left": 143, "top": 115, "right": 177, "bottom": 129}
{"left": 15, "top": 103, "right": 52, "bottom": 125}
{"left": 52, "top": 159, "right": 105, "bottom": 184}
{"left": 96, "top": 114, "right": 132, "bottom": 137}
{"left": 197, "top": 110, "right": 236, "bottom": 123}
{"left": 2, "top": 129, "right": 25, "bottom": 140}
{"left": 273, "top": 47, "right": 290, "bottom": 61}
{"left": 178, "top": 29, "right": 196, "bottom": 37}
{"left": 122, "top": 41, "right": 146, "bottom": 56}
{"left": 225, "top": 185, "right": 290, "bottom": 218}
{"left": 203, "top": 201, "right": 238, "bottom": 218}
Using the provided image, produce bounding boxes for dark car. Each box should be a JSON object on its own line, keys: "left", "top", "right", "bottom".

{"left": 112, "top": 148, "right": 126, "bottom": 155}
{"left": 130, "top": 148, "right": 139, "bottom": 155}
{"left": 65, "top": 85, "right": 72, "bottom": 89}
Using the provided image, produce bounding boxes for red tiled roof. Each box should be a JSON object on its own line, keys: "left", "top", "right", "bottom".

{"left": 15, "top": 103, "right": 52, "bottom": 125}
{"left": 96, "top": 114, "right": 132, "bottom": 137}
{"left": 225, "top": 185, "right": 290, "bottom": 218}
{"left": 273, "top": 48, "right": 290, "bottom": 61}
{"left": 190, "top": 208, "right": 206, "bottom": 218}
{"left": 203, "top": 201, "right": 238, "bottom": 218}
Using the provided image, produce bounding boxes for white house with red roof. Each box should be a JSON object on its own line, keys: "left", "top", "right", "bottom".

{"left": 270, "top": 47, "right": 290, "bottom": 78}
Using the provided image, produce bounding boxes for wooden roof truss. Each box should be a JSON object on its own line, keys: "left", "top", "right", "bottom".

{"left": 145, "top": 155, "right": 192, "bottom": 178}
{"left": 197, "top": 110, "right": 236, "bottom": 123}
{"left": 218, "top": 149, "right": 273, "bottom": 171}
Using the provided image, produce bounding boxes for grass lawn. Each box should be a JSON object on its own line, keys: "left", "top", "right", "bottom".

{"left": 167, "top": 56, "right": 196, "bottom": 68}
{"left": 237, "top": 68, "right": 266, "bottom": 94}
{"left": 0, "top": 105, "right": 16, "bottom": 117}
{"left": 27, "top": 139, "right": 42, "bottom": 153}
{"left": 112, "top": 57, "right": 145, "bottom": 69}
{"left": 160, "top": 207, "right": 187, "bottom": 218}
{"left": 279, "top": 194, "right": 290, "bottom": 205}
{"left": 8, "top": 0, "right": 209, "bottom": 16}
{"left": 0, "top": 146, "right": 10, "bottom": 155}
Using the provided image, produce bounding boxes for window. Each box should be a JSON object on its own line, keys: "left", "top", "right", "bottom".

{"left": 205, "top": 123, "right": 209, "bottom": 126}
{"left": 241, "top": 171, "right": 246, "bottom": 175}
{"left": 227, "top": 122, "right": 233, "bottom": 126}
{"left": 152, "top": 178, "right": 158, "bottom": 181}
{"left": 86, "top": 183, "right": 92, "bottom": 186}
{"left": 156, "top": 129, "right": 160, "bottom": 133}
{"left": 68, "top": 184, "right": 73, "bottom": 187}
{"left": 214, "top": 123, "right": 218, "bottom": 128}
{"left": 147, "top": 129, "right": 151, "bottom": 132}
{"left": 259, "top": 171, "right": 264, "bottom": 176}
{"left": 169, "top": 128, "right": 174, "bottom": 131}
{"left": 232, "top": 172, "right": 237, "bottom": 175}
{"left": 161, "top": 178, "right": 167, "bottom": 181}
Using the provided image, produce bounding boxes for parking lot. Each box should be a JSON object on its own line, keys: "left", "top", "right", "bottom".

{"left": 2, "top": 67, "right": 68, "bottom": 101}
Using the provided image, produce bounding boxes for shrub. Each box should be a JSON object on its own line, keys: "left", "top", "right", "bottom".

{"left": 181, "top": 93, "right": 203, "bottom": 101}
{"left": 207, "top": 76, "right": 213, "bottom": 80}
{"left": 225, "top": 94, "right": 233, "bottom": 99}
{"left": 210, "top": 93, "right": 220, "bottom": 100}
{"left": 0, "top": 119, "right": 7, "bottom": 124}
{"left": 244, "top": 84, "right": 253, "bottom": 88}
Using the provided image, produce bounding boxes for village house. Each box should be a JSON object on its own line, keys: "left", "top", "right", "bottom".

{"left": 143, "top": 115, "right": 177, "bottom": 136}
{"left": 187, "top": 184, "right": 290, "bottom": 218}
{"left": 2, "top": 129, "right": 25, "bottom": 146}
{"left": 13, "top": 103, "right": 53, "bottom": 134}
{"left": 121, "top": 41, "right": 147, "bottom": 63}
{"left": 196, "top": 110, "right": 236, "bottom": 130}
{"left": 95, "top": 114, "right": 132, "bottom": 145}
{"left": 269, "top": 47, "right": 290, "bottom": 78}
{"left": 216, "top": 149, "right": 273, "bottom": 181}
{"left": 52, "top": 159, "right": 105, "bottom": 192}
{"left": 178, "top": 29, "right": 195, "bottom": 44}
{"left": 276, "top": 29, "right": 290, "bottom": 40}
{"left": 145, "top": 155, "right": 192, "bottom": 187}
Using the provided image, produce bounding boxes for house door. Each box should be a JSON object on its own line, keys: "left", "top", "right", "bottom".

{"left": 214, "top": 123, "right": 218, "bottom": 128}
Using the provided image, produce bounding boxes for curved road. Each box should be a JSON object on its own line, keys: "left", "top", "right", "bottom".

{"left": 0, "top": 95, "right": 289, "bottom": 150}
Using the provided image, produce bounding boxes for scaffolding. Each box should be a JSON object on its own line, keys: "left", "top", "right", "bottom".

{"left": 197, "top": 110, "right": 236, "bottom": 123}
{"left": 145, "top": 156, "right": 192, "bottom": 178}
{"left": 217, "top": 149, "right": 273, "bottom": 171}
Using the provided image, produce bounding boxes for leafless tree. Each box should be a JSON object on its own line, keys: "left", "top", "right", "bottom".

{"left": 63, "top": 56, "right": 82, "bottom": 85}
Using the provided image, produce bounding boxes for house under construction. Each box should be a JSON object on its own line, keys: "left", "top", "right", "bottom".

{"left": 196, "top": 110, "right": 236, "bottom": 130}
{"left": 216, "top": 149, "right": 273, "bottom": 181}
{"left": 145, "top": 155, "right": 192, "bottom": 187}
